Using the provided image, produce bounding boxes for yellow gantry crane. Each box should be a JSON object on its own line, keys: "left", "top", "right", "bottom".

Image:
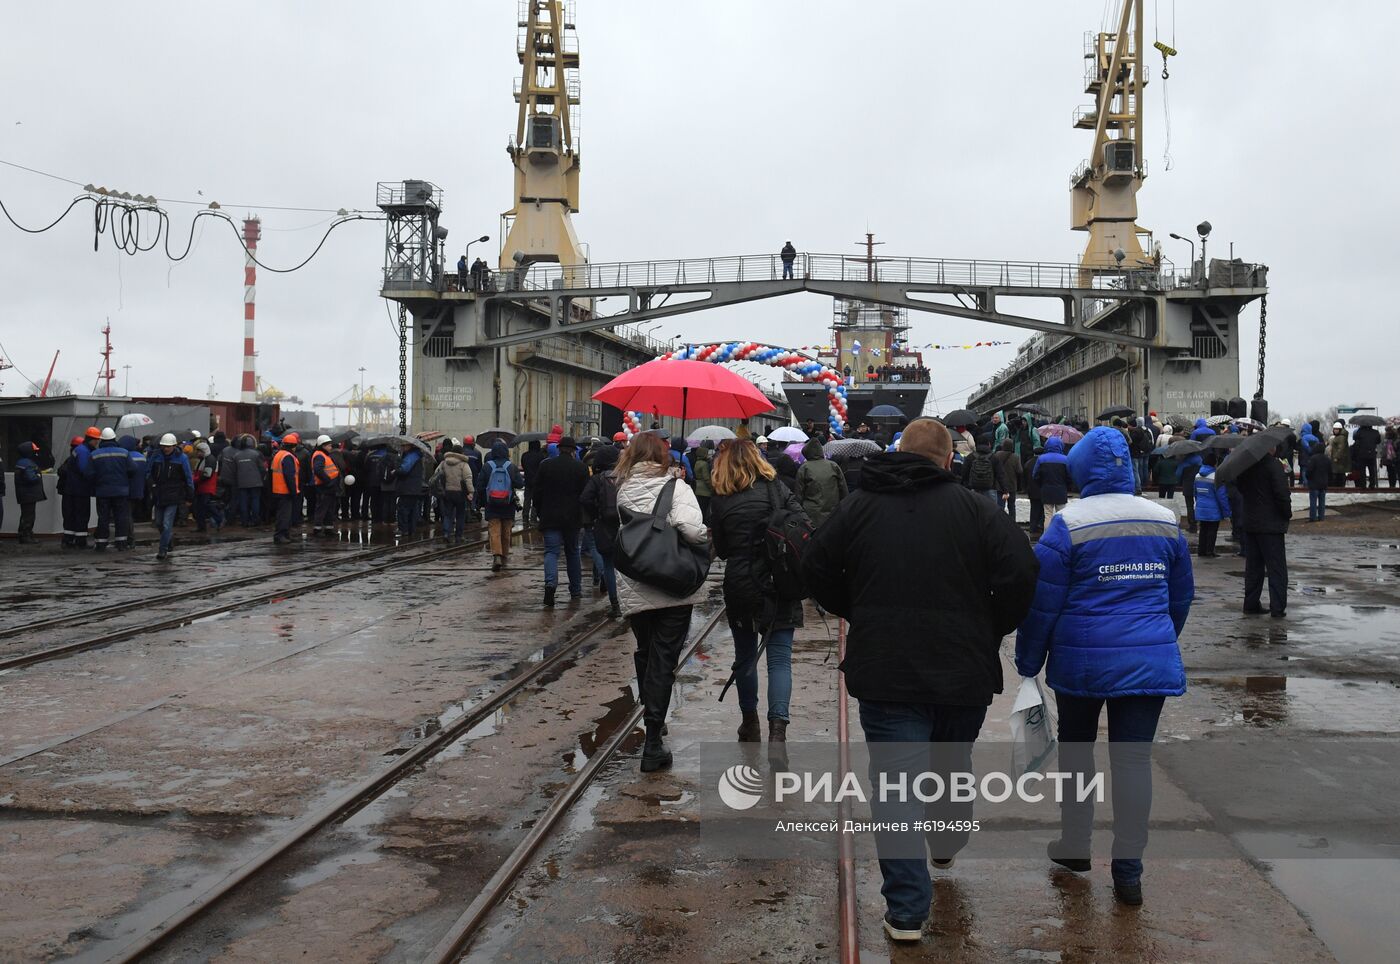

{"left": 1070, "top": 0, "right": 1154, "bottom": 273}
{"left": 500, "top": 0, "right": 587, "bottom": 275}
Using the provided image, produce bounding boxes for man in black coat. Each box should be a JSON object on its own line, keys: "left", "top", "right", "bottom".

{"left": 801, "top": 417, "right": 1039, "bottom": 941}
{"left": 532, "top": 436, "right": 590, "bottom": 607}
{"left": 1351, "top": 423, "right": 1382, "bottom": 490}
{"left": 1238, "top": 442, "right": 1292, "bottom": 617}
{"left": 520, "top": 440, "right": 546, "bottom": 525}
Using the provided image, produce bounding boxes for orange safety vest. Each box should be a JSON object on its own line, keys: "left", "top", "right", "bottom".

{"left": 272, "top": 448, "right": 300, "bottom": 495}
{"left": 312, "top": 450, "right": 341, "bottom": 486}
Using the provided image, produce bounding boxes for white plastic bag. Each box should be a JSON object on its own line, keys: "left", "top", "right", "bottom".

{"left": 1009, "top": 676, "right": 1058, "bottom": 776}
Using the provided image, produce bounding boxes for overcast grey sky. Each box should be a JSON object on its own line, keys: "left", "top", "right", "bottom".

{"left": 2, "top": 1, "right": 1397, "bottom": 421}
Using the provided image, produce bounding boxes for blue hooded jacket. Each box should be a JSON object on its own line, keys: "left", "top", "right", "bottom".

{"left": 120, "top": 436, "right": 147, "bottom": 499}
{"left": 1192, "top": 464, "right": 1231, "bottom": 522}
{"left": 1016, "top": 427, "right": 1193, "bottom": 698}
{"left": 1031, "top": 437, "right": 1070, "bottom": 504}
{"left": 1189, "top": 417, "right": 1216, "bottom": 442}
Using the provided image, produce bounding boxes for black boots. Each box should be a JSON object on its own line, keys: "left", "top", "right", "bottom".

{"left": 492, "top": 554, "right": 503, "bottom": 572}
{"left": 543, "top": 586, "right": 556, "bottom": 608}
{"left": 737, "top": 711, "right": 762, "bottom": 743}
{"left": 640, "top": 721, "right": 672, "bottom": 773}
{"left": 769, "top": 719, "right": 788, "bottom": 742}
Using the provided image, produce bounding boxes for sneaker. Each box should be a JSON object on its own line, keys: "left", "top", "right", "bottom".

{"left": 882, "top": 914, "right": 923, "bottom": 942}
{"left": 1113, "top": 880, "right": 1143, "bottom": 906}
{"left": 156, "top": 549, "right": 168, "bottom": 561}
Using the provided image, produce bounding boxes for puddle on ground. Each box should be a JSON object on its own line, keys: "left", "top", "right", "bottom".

{"left": 1193, "top": 675, "right": 1400, "bottom": 731}
{"left": 1235, "top": 832, "right": 1400, "bottom": 964}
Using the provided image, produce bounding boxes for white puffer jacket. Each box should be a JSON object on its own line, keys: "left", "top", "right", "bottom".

{"left": 615, "top": 464, "right": 711, "bottom": 616}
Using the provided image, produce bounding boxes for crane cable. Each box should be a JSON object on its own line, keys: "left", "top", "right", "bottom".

{"left": 1154, "top": 0, "right": 1177, "bottom": 171}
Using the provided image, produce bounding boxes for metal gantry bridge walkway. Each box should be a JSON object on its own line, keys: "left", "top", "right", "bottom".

{"left": 383, "top": 250, "right": 1260, "bottom": 352}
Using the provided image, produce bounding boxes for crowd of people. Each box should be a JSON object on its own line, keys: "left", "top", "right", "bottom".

{"left": 0, "top": 403, "right": 1360, "bottom": 942}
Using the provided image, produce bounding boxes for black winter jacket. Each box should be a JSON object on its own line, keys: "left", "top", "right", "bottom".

{"left": 1352, "top": 425, "right": 1382, "bottom": 461}
{"left": 710, "top": 478, "right": 807, "bottom": 630}
{"left": 801, "top": 452, "right": 1039, "bottom": 705}
{"left": 579, "top": 469, "right": 620, "bottom": 553}
{"left": 532, "top": 453, "right": 590, "bottom": 529}
{"left": 1238, "top": 456, "right": 1292, "bottom": 534}
{"left": 1305, "top": 451, "right": 1332, "bottom": 490}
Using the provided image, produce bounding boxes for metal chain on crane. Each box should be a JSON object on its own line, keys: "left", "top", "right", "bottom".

{"left": 398, "top": 304, "right": 408, "bottom": 434}
{"left": 1254, "top": 294, "right": 1268, "bottom": 399}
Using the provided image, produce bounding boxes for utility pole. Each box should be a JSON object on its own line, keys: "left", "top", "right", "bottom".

{"left": 398, "top": 304, "right": 408, "bottom": 434}
{"left": 358, "top": 365, "right": 367, "bottom": 429}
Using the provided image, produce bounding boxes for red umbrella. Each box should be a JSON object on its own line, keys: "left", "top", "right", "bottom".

{"left": 593, "top": 359, "right": 774, "bottom": 426}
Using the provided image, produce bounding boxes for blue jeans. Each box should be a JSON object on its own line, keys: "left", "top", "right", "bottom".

{"left": 396, "top": 494, "right": 420, "bottom": 536}
{"left": 1308, "top": 488, "right": 1326, "bottom": 520}
{"left": 236, "top": 488, "right": 260, "bottom": 526}
{"left": 440, "top": 496, "right": 467, "bottom": 538}
{"left": 857, "top": 700, "right": 987, "bottom": 925}
{"left": 582, "top": 527, "right": 605, "bottom": 576}
{"left": 730, "top": 618, "right": 794, "bottom": 721}
{"left": 154, "top": 503, "right": 178, "bottom": 553}
{"left": 1054, "top": 693, "right": 1165, "bottom": 885}
{"left": 781, "top": 260, "right": 794, "bottom": 279}
{"left": 543, "top": 526, "right": 582, "bottom": 594}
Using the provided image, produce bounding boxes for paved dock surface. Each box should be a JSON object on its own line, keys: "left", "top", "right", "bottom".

{"left": 1, "top": 503, "right": 1397, "bottom": 962}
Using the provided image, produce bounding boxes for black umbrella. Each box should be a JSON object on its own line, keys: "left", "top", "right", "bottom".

{"left": 1013, "top": 402, "right": 1050, "bottom": 416}
{"left": 1206, "top": 434, "right": 1245, "bottom": 451}
{"left": 1213, "top": 427, "right": 1291, "bottom": 485}
{"left": 1165, "top": 439, "right": 1205, "bottom": 457}
{"left": 330, "top": 429, "right": 360, "bottom": 445}
{"left": 508, "top": 431, "right": 548, "bottom": 447}
{"left": 1097, "top": 404, "right": 1136, "bottom": 420}
{"left": 942, "top": 409, "right": 978, "bottom": 428}
{"left": 1349, "top": 414, "right": 1386, "bottom": 427}
{"left": 866, "top": 404, "right": 906, "bottom": 420}
{"left": 477, "top": 427, "right": 517, "bottom": 447}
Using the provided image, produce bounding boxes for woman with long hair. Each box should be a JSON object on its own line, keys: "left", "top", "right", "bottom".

{"left": 710, "top": 438, "right": 811, "bottom": 743}
{"left": 614, "top": 432, "right": 711, "bottom": 772}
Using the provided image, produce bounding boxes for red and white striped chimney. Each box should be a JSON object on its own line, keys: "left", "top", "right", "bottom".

{"left": 240, "top": 217, "right": 262, "bottom": 404}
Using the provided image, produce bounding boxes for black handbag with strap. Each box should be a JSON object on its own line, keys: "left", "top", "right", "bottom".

{"left": 614, "top": 477, "right": 711, "bottom": 597}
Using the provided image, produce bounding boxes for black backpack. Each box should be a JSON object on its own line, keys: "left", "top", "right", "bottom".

{"left": 967, "top": 453, "right": 995, "bottom": 490}
{"left": 751, "top": 480, "right": 814, "bottom": 602}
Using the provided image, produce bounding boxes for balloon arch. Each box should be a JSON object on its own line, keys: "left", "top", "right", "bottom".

{"left": 620, "top": 343, "right": 849, "bottom": 438}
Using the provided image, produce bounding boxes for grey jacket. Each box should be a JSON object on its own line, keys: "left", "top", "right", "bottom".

{"left": 230, "top": 443, "right": 267, "bottom": 489}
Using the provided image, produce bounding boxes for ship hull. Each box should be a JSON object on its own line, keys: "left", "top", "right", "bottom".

{"left": 783, "top": 383, "right": 929, "bottom": 429}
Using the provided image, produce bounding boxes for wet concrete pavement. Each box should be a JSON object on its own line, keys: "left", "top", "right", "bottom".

{"left": 1, "top": 508, "right": 1398, "bottom": 961}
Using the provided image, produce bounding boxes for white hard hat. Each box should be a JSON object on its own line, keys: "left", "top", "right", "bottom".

{"left": 99, "top": 427, "right": 116, "bottom": 440}
{"left": 190, "top": 429, "right": 202, "bottom": 438}
{"left": 316, "top": 434, "right": 332, "bottom": 446}
{"left": 756, "top": 435, "right": 769, "bottom": 444}
{"left": 159, "top": 433, "right": 177, "bottom": 446}
{"left": 344, "top": 474, "right": 356, "bottom": 486}
{"left": 1162, "top": 425, "right": 1174, "bottom": 434}
{"left": 1281, "top": 418, "right": 1291, "bottom": 427}
{"left": 1334, "top": 420, "right": 1345, "bottom": 429}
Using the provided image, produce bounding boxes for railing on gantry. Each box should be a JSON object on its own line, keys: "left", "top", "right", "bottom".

{"left": 496, "top": 252, "right": 1196, "bottom": 294}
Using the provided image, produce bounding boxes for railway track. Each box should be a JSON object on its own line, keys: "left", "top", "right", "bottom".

{"left": 0, "top": 527, "right": 522, "bottom": 673}
{"left": 0, "top": 526, "right": 479, "bottom": 642}
{"left": 423, "top": 605, "right": 727, "bottom": 962}
{"left": 101, "top": 603, "right": 687, "bottom": 964}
